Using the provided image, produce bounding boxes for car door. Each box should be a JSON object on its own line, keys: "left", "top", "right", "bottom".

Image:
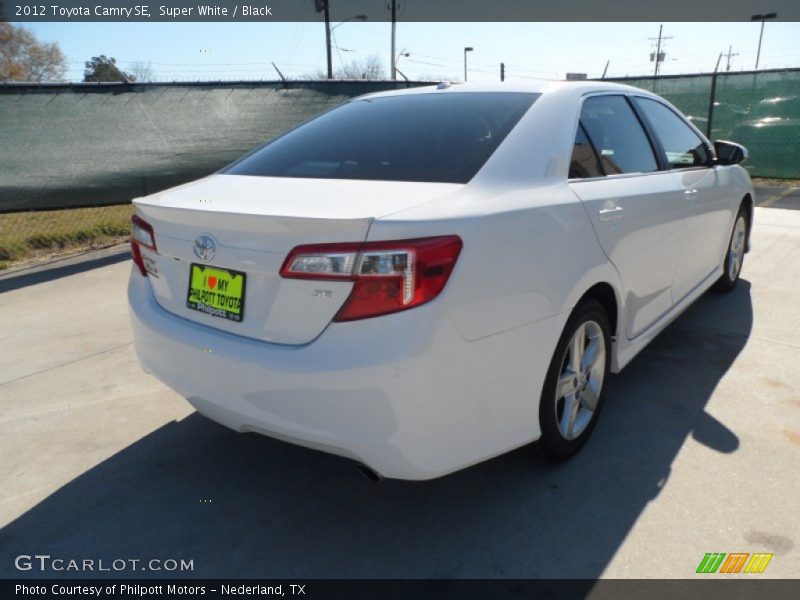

{"left": 569, "top": 94, "right": 686, "bottom": 339}
{"left": 633, "top": 96, "right": 733, "bottom": 302}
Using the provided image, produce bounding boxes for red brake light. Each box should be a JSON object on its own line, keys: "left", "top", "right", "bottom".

{"left": 280, "top": 236, "right": 462, "bottom": 321}
{"left": 131, "top": 215, "right": 156, "bottom": 276}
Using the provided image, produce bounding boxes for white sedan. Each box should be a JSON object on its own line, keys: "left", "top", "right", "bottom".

{"left": 128, "top": 81, "right": 753, "bottom": 480}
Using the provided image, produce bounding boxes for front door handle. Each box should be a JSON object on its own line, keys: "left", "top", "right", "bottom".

{"left": 684, "top": 188, "right": 699, "bottom": 198}
{"left": 598, "top": 206, "right": 624, "bottom": 221}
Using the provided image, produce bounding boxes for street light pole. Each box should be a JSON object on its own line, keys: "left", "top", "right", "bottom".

{"left": 751, "top": 12, "right": 777, "bottom": 70}
{"left": 464, "top": 47, "right": 473, "bottom": 82}
{"left": 325, "top": 14, "right": 368, "bottom": 78}
{"left": 395, "top": 49, "right": 410, "bottom": 73}
{"left": 394, "top": 49, "right": 410, "bottom": 82}
{"left": 331, "top": 15, "right": 368, "bottom": 32}
{"left": 315, "top": 0, "right": 368, "bottom": 80}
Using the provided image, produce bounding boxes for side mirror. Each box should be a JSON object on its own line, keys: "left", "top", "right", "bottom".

{"left": 714, "top": 140, "right": 748, "bottom": 165}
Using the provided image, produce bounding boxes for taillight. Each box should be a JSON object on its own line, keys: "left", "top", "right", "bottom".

{"left": 280, "top": 236, "right": 462, "bottom": 321}
{"left": 131, "top": 215, "right": 156, "bottom": 276}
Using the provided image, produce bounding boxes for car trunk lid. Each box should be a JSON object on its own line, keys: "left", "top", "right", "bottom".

{"left": 133, "top": 174, "right": 460, "bottom": 344}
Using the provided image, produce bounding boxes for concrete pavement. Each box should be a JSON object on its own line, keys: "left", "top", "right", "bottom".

{"left": 0, "top": 207, "right": 798, "bottom": 579}
{"left": 755, "top": 185, "right": 800, "bottom": 210}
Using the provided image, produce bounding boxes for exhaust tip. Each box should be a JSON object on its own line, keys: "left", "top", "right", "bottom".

{"left": 356, "top": 464, "right": 383, "bottom": 483}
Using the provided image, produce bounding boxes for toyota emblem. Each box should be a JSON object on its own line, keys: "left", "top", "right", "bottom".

{"left": 193, "top": 235, "right": 216, "bottom": 261}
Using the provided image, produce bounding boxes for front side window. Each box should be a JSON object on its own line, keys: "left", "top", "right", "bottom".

{"left": 580, "top": 96, "right": 658, "bottom": 175}
{"left": 635, "top": 97, "right": 710, "bottom": 169}
{"left": 224, "top": 92, "right": 538, "bottom": 184}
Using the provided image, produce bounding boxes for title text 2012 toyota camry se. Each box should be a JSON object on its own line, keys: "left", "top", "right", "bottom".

{"left": 128, "top": 81, "right": 754, "bottom": 480}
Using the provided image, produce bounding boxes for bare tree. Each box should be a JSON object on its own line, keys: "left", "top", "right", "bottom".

{"left": 129, "top": 61, "right": 155, "bottom": 82}
{"left": 0, "top": 23, "right": 66, "bottom": 82}
{"left": 300, "top": 55, "right": 386, "bottom": 81}
{"left": 300, "top": 68, "right": 328, "bottom": 80}
{"left": 336, "top": 54, "right": 385, "bottom": 80}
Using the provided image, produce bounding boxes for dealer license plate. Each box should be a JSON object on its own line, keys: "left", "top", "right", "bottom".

{"left": 186, "top": 264, "right": 246, "bottom": 322}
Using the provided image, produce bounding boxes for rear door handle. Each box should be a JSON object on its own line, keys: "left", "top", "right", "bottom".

{"left": 684, "top": 188, "right": 699, "bottom": 198}
{"left": 598, "top": 206, "right": 624, "bottom": 221}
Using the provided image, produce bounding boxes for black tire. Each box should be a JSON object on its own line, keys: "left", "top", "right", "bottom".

{"left": 535, "top": 299, "right": 611, "bottom": 462}
{"left": 713, "top": 206, "right": 749, "bottom": 293}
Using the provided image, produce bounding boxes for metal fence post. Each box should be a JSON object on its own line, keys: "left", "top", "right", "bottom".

{"left": 706, "top": 71, "right": 718, "bottom": 139}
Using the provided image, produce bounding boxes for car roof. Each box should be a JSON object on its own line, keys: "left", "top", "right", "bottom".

{"left": 357, "top": 80, "right": 654, "bottom": 101}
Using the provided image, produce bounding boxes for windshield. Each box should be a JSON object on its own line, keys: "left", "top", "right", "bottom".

{"left": 224, "top": 92, "right": 538, "bottom": 184}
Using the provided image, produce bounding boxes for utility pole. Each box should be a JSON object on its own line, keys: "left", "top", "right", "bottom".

{"left": 649, "top": 24, "right": 672, "bottom": 77}
{"left": 601, "top": 60, "right": 610, "bottom": 79}
{"left": 724, "top": 45, "right": 739, "bottom": 71}
{"left": 390, "top": 0, "right": 397, "bottom": 80}
{"left": 464, "top": 47, "right": 473, "bottom": 82}
{"left": 751, "top": 12, "right": 777, "bottom": 70}
{"left": 314, "top": 0, "right": 333, "bottom": 79}
{"left": 500, "top": 62, "right": 505, "bottom": 82}
{"left": 324, "top": 1, "right": 332, "bottom": 79}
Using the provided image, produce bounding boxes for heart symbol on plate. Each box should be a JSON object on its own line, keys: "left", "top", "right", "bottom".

{"left": 208, "top": 276, "right": 217, "bottom": 289}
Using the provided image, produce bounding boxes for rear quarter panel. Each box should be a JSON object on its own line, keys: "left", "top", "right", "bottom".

{"left": 370, "top": 183, "right": 621, "bottom": 344}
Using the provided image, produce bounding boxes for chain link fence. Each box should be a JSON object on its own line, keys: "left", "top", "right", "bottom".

{"left": 1, "top": 73, "right": 798, "bottom": 270}
{"left": 0, "top": 204, "right": 133, "bottom": 270}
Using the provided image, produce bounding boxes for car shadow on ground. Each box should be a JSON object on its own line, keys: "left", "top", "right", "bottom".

{"left": 0, "top": 281, "right": 753, "bottom": 579}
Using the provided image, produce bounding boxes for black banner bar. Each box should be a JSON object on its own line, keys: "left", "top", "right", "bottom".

{"left": 3, "top": 0, "right": 800, "bottom": 23}
{"left": 4, "top": 579, "right": 800, "bottom": 600}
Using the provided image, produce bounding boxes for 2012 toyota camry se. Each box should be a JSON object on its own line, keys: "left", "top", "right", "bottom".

{"left": 128, "top": 81, "right": 754, "bottom": 480}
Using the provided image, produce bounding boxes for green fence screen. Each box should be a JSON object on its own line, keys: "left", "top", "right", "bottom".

{"left": 1, "top": 71, "right": 799, "bottom": 213}
{"left": 607, "top": 68, "right": 800, "bottom": 179}
{"left": 0, "top": 80, "right": 426, "bottom": 212}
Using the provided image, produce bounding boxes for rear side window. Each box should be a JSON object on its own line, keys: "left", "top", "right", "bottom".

{"left": 570, "top": 124, "right": 604, "bottom": 179}
{"left": 580, "top": 96, "right": 658, "bottom": 175}
{"left": 635, "top": 97, "right": 710, "bottom": 169}
{"left": 224, "top": 92, "right": 538, "bottom": 184}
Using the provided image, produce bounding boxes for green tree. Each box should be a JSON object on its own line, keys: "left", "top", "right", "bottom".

{"left": 0, "top": 23, "right": 66, "bottom": 82}
{"left": 83, "top": 55, "right": 135, "bottom": 83}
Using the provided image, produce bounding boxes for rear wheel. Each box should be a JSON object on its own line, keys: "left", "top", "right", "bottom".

{"left": 713, "top": 208, "right": 748, "bottom": 292}
{"left": 535, "top": 300, "right": 611, "bottom": 462}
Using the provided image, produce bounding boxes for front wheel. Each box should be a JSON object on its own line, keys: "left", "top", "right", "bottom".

{"left": 535, "top": 299, "right": 611, "bottom": 462}
{"left": 713, "top": 209, "right": 748, "bottom": 293}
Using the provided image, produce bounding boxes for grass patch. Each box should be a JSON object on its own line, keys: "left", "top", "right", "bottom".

{"left": 0, "top": 204, "right": 133, "bottom": 269}
{"left": 752, "top": 177, "right": 800, "bottom": 187}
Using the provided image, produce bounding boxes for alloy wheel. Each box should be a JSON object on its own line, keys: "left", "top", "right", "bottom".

{"left": 554, "top": 320, "right": 606, "bottom": 440}
{"left": 728, "top": 215, "right": 747, "bottom": 281}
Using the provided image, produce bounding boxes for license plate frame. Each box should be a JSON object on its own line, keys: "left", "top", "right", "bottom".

{"left": 186, "top": 263, "right": 247, "bottom": 323}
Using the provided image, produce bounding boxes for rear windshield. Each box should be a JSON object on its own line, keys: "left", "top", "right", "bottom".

{"left": 224, "top": 92, "right": 538, "bottom": 184}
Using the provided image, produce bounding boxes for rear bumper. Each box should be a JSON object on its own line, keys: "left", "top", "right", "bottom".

{"left": 128, "top": 269, "right": 560, "bottom": 480}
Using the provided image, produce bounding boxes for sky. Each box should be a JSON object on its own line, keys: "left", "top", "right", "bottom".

{"left": 24, "top": 20, "right": 800, "bottom": 83}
